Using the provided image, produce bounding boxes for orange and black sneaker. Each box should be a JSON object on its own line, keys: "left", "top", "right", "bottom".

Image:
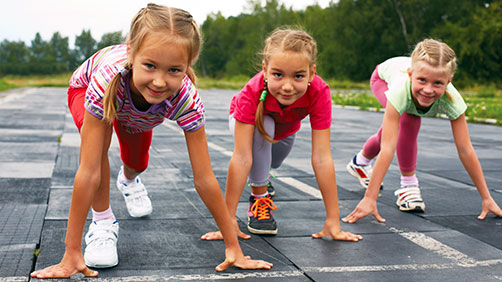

{"left": 247, "top": 194, "right": 278, "bottom": 235}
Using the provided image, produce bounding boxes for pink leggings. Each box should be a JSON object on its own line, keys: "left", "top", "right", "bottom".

{"left": 362, "top": 67, "right": 421, "bottom": 173}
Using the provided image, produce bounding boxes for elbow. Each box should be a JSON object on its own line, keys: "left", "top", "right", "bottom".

{"left": 311, "top": 154, "right": 332, "bottom": 169}
{"left": 192, "top": 173, "right": 219, "bottom": 192}
{"left": 457, "top": 146, "right": 475, "bottom": 161}
{"left": 231, "top": 153, "right": 253, "bottom": 171}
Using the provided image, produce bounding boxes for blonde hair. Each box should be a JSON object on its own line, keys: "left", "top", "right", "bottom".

{"left": 410, "top": 38, "right": 456, "bottom": 100}
{"left": 256, "top": 28, "right": 317, "bottom": 143}
{"left": 103, "top": 3, "right": 202, "bottom": 123}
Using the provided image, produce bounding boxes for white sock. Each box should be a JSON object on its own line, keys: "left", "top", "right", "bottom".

{"left": 251, "top": 192, "right": 269, "bottom": 198}
{"left": 118, "top": 167, "right": 135, "bottom": 184}
{"left": 92, "top": 206, "right": 116, "bottom": 222}
{"left": 356, "top": 150, "right": 371, "bottom": 166}
{"left": 401, "top": 175, "right": 419, "bottom": 188}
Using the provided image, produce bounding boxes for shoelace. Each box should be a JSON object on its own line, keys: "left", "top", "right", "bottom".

{"left": 250, "top": 197, "right": 277, "bottom": 220}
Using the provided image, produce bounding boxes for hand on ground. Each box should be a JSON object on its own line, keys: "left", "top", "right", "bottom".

{"left": 215, "top": 248, "right": 273, "bottom": 271}
{"left": 342, "top": 197, "right": 385, "bottom": 223}
{"left": 201, "top": 229, "right": 251, "bottom": 240}
{"left": 30, "top": 256, "right": 98, "bottom": 279}
{"left": 312, "top": 219, "right": 363, "bottom": 241}
{"left": 478, "top": 197, "right": 502, "bottom": 220}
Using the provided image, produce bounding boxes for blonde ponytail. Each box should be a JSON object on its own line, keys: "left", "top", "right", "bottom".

{"left": 103, "top": 72, "right": 123, "bottom": 123}
{"left": 186, "top": 66, "right": 197, "bottom": 85}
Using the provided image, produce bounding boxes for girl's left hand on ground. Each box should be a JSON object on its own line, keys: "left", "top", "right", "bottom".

{"left": 312, "top": 219, "right": 362, "bottom": 241}
{"left": 201, "top": 230, "right": 251, "bottom": 240}
{"left": 478, "top": 197, "right": 502, "bottom": 220}
{"left": 215, "top": 249, "right": 273, "bottom": 271}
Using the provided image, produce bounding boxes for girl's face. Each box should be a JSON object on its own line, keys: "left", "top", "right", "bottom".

{"left": 408, "top": 61, "right": 452, "bottom": 109}
{"left": 263, "top": 50, "right": 315, "bottom": 107}
{"left": 128, "top": 33, "right": 188, "bottom": 108}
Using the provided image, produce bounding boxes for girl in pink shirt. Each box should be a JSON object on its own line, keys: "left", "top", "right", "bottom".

{"left": 202, "top": 28, "right": 362, "bottom": 241}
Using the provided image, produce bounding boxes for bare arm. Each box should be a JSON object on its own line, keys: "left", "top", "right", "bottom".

{"left": 200, "top": 120, "right": 256, "bottom": 240}
{"left": 310, "top": 128, "right": 362, "bottom": 241}
{"left": 185, "top": 125, "right": 272, "bottom": 271}
{"left": 223, "top": 121, "right": 255, "bottom": 218}
{"left": 32, "top": 111, "right": 112, "bottom": 278}
{"left": 343, "top": 102, "right": 400, "bottom": 223}
{"left": 450, "top": 114, "right": 502, "bottom": 219}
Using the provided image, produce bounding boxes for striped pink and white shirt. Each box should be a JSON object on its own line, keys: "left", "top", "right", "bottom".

{"left": 69, "top": 44, "right": 205, "bottom": 134}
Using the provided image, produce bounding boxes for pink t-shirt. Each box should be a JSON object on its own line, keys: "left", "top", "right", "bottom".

{"left": 229, "top": 72, "right": 332, "bottom": 140}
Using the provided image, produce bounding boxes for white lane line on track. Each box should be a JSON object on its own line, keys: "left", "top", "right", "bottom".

{"left": 389, "top": 227, "right": 477, "bottom": 264}
{"left": 278, "top": 176, "right": 322, "bottom": 199}
{"left": 80, "top": 259, "right": 502, "bottom": 281}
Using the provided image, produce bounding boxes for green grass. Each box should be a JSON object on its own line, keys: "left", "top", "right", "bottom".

{"left": 332, "top": 89, "right": 502, "bottom": 126}
{"left": 1, "top": 73, "right": 72, "bottom": 89}
{"left": 197, "top": 76, "right": 248, "bottom": 89}
{"left": 0, "top": 79, "right": 17, "bottom": 91}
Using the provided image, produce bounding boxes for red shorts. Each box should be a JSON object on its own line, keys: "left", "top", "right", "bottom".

{"left": 67, "top": 87, "right": 152, "bottom": 171}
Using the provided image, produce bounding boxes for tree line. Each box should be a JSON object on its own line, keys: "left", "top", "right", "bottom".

{"left": 0, "top": 30, "right": 124, "bottom": 76}
{"left": 1, "top": 0, "right": 500, "bottom": 87}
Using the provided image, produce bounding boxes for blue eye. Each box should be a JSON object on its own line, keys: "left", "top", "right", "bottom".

{"left": 145, "top": 63, "right": 155, "bottom": 69}
{"left": 418, "top": 78, "right": 426, "bottom": 83}
{"left": 169, "top": 68, "right": 181, "bottom": 73}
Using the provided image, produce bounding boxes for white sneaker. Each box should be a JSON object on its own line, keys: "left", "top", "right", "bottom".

{"left": 116, "top": 172, "right": 153, "bottom": 217}
{"left": 84, "top": 219, "right": 119, "bottom": 268}
{"left": 394, "top": 186, "right": 425, "bottom": 212}
{"left": 346, "top": 155, "right": 382, "bottom": 189}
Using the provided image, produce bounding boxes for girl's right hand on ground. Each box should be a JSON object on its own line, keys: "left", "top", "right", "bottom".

{"left": 201, "top": 230, "right": 251, "bottom": 240}
{"left": 342, "top": 197, "right": 386, "bottom": 223}
{"left": 478, "top": 197, "right": 502, "bottom": 220}
{"left": 30, "top": 253, "right": 98, "bottom": 279}
{"left": 215, "top": 248, "right": 273, "bottom": 271}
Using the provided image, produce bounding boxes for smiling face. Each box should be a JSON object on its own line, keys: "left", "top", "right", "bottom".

{"left": 128, "top": 32, "right": 189, "bottom": 108}
{"left": 263, "top": 50, "right": 315, "bottom": 107}
{"left": 408, "top": 60, "right": 453, "bottom": 109}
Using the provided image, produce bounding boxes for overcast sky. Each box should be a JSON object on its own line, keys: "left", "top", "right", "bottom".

{"left": 0, "top": 0, "right": 332, "bottom": 47}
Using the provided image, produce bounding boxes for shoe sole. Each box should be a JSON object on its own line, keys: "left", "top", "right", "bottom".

{"left": 397, "top": 203, "right": 425, "bottom": 212}
{"left": 128, "top": 207, "right": 153, "bottom": 218}
{"left": 247, "top": 217, "right": 278, "bottom": 235}
{"left": 85, "top": 259, "right": 119, "bottom": 268}
{"left": 247, "top": 225, "right": 278, "bottom": 235}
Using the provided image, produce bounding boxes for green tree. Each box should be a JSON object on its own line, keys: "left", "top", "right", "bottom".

{"left": 74, "top": 29, "right": 97, "bottom": 64}
{"left": 432, "top": 1, "right": 502, "bottom": 87}
{"left": 97, "top": 31, "right": 125, "bottom": 50}
{"left": 30, "top": 33, "right": 49, "bottom": 60}
{"left": 0, "top": 40, "right": 30, "bottom": 75}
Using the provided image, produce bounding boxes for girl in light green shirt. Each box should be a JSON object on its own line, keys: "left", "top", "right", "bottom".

{"left": 342, "top": 39, "right": 502, "bottom": 223}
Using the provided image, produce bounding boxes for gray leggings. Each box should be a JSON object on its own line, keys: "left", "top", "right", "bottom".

{"left": 229, "top": 115, "right": 296, "bottom": 187}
